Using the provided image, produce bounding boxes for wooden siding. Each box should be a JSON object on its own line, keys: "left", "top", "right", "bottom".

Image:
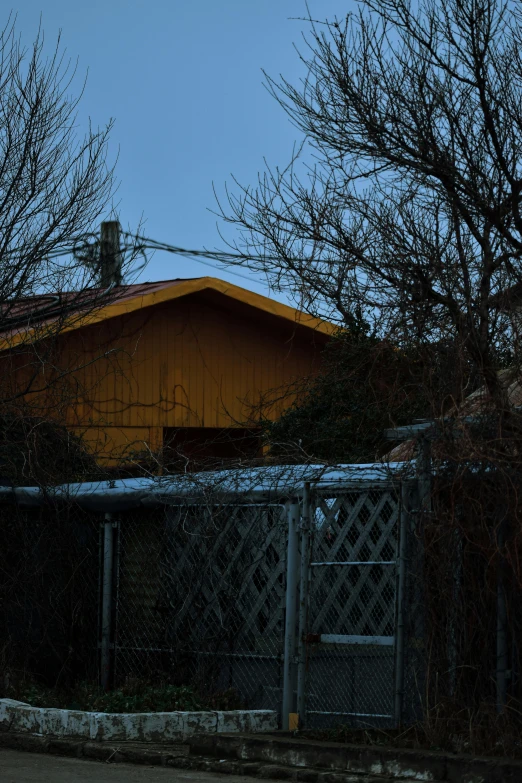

{"left": 6, "top": 292, "right": 326, "bottom": 462}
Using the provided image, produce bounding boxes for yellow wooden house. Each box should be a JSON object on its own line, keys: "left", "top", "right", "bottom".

{"left": 2, "top": 277, "right": 333, "bottom": 469}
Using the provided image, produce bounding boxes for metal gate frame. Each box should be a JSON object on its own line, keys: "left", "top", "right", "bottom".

{"left": 282, "top": 478, "right": 416, "bottom": 730}
{"left": 97, "top": 472, "right": 418, "bottom": 726}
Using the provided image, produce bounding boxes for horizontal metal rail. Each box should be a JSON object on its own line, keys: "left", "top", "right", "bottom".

{"left": 307, "top": 710, "right": 393, "bottom": 718}
{"left": 115, "top": 646, "right": 279, "bottom": 660}
{"left": 301, "top": 480, "right": 401, "bottom": 493}
{"left": 308, "top": 634, "right": 395, "bottom": 646}
{"left": 196, "top": 650, "right": 281, "bottom": 660}
{"left": 310, "top": 561, "right": 395, "bottom": 567}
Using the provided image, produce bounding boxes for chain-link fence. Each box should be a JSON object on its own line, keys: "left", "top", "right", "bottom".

{"left": 1, "top": 465, "right": 418, "bottom": 728}
{"left": 112, "top": 502, "right": 288, "bottom": 711}
{"left": 0, "top": 501, "right": 100, "bottom": 689}
{"left": 103, "top": 477, "right": 412, "bottom": 727}
{"left": 297, "top": 484, "right": 401, "bottom": 729}
{"left": 7, "top": 460, "right": 522, "bottom": 748}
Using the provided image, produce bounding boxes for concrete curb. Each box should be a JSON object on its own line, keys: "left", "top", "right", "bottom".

{"left": 0, "top": 731, "right": 404, "bottom": 781}
{"left": 0, "top": 699, "right": 277, "bottom": 743}
{"left": 189, "top": 732, "right": 522, "bottom": 783}
{"left": 3, "top": 721, "right": 521, "bottom": 782}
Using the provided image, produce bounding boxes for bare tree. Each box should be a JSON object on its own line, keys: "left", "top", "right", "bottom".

{"left": 217, "top": 1, "right": 522, "bottom": 738}
{"left": 218, "top": 0, "right": 522, "bottom": 410}
{"left": 0, "top": 19, "right": 121, "bottom": 304}
{"left": 0, "top": 19, "right": 141, "bottom": 480}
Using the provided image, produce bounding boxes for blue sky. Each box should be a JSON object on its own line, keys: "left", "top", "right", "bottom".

{"left": 13, "top": 1, "right": 349, "bottom": 303}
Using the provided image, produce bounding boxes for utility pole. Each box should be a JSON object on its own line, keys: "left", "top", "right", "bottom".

{"left": 99, "top": 221, "right": 122, "bottom": 288}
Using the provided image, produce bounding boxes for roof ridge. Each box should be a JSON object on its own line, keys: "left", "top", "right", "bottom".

{"left": 0, "top": 276, "right": 336, "bottom": 346}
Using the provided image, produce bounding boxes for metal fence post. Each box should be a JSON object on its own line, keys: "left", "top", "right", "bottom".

{"left": 404, "top": 435, "right": 431, "bottom": 724}
{"left": 101, "top": 512, "right": 115, "bottom": 690}
{"left": 394, "top": 480, "right": 410, "bottom": 725}
{"left": 282, "top": 498, "right": 300, "bottom": 730}
{"left": 417, "top": 434, "right": 432, "bottom": 514}
{"left": 296, "top": 483, "right": 312, "bottom": 729}
{"left": 497, "top": 519, "right": 508, "bottom": 714}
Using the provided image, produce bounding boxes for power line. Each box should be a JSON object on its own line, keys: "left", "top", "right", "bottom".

{"left": 2, "top": 229, "right": 331, "bottom": 287}
{"left": 3, "top": 227, "right": 337, "bottom": 295}
{"left": 120, "top": 233, "right": 268, "bottom": 286}
{"left": 2, "top": 231, "right": 277, "bottom": 287}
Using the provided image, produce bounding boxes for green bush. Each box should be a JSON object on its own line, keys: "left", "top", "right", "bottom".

{"left": 4, "top": 678, "right": 242, "bottom": 713}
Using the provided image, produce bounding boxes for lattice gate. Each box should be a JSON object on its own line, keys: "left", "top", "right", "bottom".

{"left": 113, "top": 502, "right": 288, "bottom": 711}
{"left": 103, "top": 477, "right": 415, "bottom": 727}
{"left": 295, "top": 482, "right": 406, "bottom": 729}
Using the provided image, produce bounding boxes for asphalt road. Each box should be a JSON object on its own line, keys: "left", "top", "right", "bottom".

{"left": 0, "top": 749, "right": 254, "bottom": 782}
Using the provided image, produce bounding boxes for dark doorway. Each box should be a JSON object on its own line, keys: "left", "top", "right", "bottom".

{"left": 163, "top": 427, "right": 262, "bottom": 472}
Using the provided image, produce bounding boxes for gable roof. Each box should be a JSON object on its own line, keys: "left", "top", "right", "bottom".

{"left": 77, "top": 277, "right": 336, "bottom": 334}
{"left": 0, "top": 276, "right": 337, "bottom": 349}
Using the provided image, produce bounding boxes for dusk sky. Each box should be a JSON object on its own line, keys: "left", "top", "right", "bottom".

{"left": 14, "top": 1, "right": 348, "bottom": 304}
